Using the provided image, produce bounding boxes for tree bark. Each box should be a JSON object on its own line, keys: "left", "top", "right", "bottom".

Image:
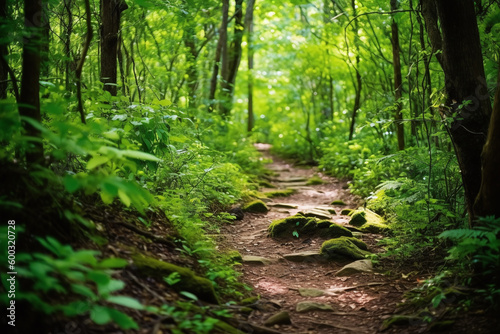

{"left": 100, "top": 0, "right": 128, "bottom": 96}
{"left": 246, "top": 0, "right": 255, "bottom": 133}
{"left": 391, "top": 0, "right": 405, "bottom": 150}
{"left": 0, "top": 0, "right": 7, "bottom": 99}
{"left": 220, "top": 0, "right": 244, "bottom": 117}
{"left": 19, "top": 0, "right": 44, "bottom": 164}
{"left": 434, "top": 0, "right": 492, "bottom": 223}
{"left": 348, "top": 0, "right": 362, "bottom": 141}
{"left": 474, "top": 56, "right": 500, "bottom": 219}
{"left": 208, "top": 0, "right": 229, "bottom": 112}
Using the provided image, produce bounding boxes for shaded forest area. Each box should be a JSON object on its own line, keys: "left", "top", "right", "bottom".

{"left": 1, "top": 0, "right": 500, "bottom": 333}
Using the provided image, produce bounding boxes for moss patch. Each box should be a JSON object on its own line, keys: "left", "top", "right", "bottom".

{"left": 226, "top": 250, "right": 243, "bottom": 262}
{"left": 306, "top": 175, "right": 324, "bottom": 185}
{"left": 268, "top": 214, "right": 353, "bottom": 238}
{"left": 359, "top": 222, "right": 390, "bottom": 233}
{"left": 331, "top": 200, "right": 346, "bottom": 205}
{"left": 258, "top": 180, "right": 276, "bottom": 188}
{"left": 349, "top": 211, "right": 367, "bottom": 226}
{"left": 263, "top": 189, "right": 296, "bottom": 198}
{"left": 242, "top": 200, "right": 269, "bottom": 213}
{"left": 320, "top": 236, "right": 371, "bottom": 260}
{"left": 131, "top": 253, "right": 219, "bottom": 304}
{"left": 341, "top": 208, "right": 353, "bottom": 215}
{"left": 349, "top": 209, "right": 389, "bottom": 233}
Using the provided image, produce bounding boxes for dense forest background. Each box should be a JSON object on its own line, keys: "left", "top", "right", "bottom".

{"left": 1, "top": 0, "right": 500, "bottom": 333}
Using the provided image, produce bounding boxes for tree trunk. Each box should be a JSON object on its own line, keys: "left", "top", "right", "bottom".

{"left": 63, "top": 0, "right": 73, "bottom": 91}
{"left": 220, "top": 0, "right": 244, "bottom": 117}
{"left": 19, "top": 0, "right": 44, "bottom": 164}
{"left": 433, "top": 0, "right": 492, "bottom": 223}
{"left": 348, "top": 0, "right": 362, "bottom": 141}
{"left": 474, "top": 56, "right": 500, "bottom": 219}
{"left": 246, "top": 0, "right": 256, "bottom": 132}
{"left": 100, "top": 0, "right": 128, "bottom": 96}
{"left": 208, "top": 0, "right": 229, "bottom": 112}
{"left": 391, "top": 0, "right": 405, "bottom": 150}
{"left": 0, "top": 0, "right": 7, "bottom": 99}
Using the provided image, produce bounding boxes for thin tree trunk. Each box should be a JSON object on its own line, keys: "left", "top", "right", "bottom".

{"left": 220, "top": 0, "right": 244, "bottom": 116}
{"left": 19, "top": 0, "right": 44, "bottom": 164}
{"left": 348, "top": 0, "right": 362, "bottom": 141}
{"left": 100, "top": 0, "right": 128, "bottom": 96}
{"left": 391, "top": 0, "right": 405, "bottom": 150}
{"left": 75, "top": 0, "right": 93, "bottom": 124}
{"left": 246, "top": 0, "right": 256, "bottom": 132}
{"left": 63, "top": 0, "right": 73, "bottom": 91}
{"left": 208, "top": 0, "right": 229, "bottom": 112}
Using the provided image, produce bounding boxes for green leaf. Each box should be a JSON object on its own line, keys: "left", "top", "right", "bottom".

{"left": 118, "top": 189, "right": 131, "bottom": 207}
{"left": 64, "top": 175, "right": 81, "bottom": 193}
{"left": 106, "top": 296, "right": 144, "bottom": 310}
{"left": 87, "top": 270, "right": 111, "bottom": 286}
{"left": 98, "top": 279, "right": 125, "bottom": 295}
{"left": 71, "top": 284, "right": 97, "bottom": 299}
{"left": 108, "top": 308, "right": 139, "bottom": 330}
{"left": 179, "top": 291, "right": 198, "bottom": 301}
{"left": 90, "top": 305, "right": 112, "bottom": 325}
{"left": 87, "top": 156, "right": 110, "bottom": 170}
{"left": 98, "top": 258, "right": 128, "bottom": 269}
{"left": 121, "top": 150, "right": 161, "bottom": 162}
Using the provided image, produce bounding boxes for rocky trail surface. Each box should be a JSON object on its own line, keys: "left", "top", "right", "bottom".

{"left": 221, "top": 144, "right": 421, "bottom": 334}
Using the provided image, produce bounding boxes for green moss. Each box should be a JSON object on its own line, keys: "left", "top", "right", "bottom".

{"left": 320, "top": 236, "right": 371, "bottom": 260}
{"left": 226, "top": 250, "right": 243, "bottom": 262}
{"left": 263, "top": 189, "right": 296, "bottom": 198}
{"left": 341, "top": 208, "right": 353, "bottom": 215}
{"left": 306, "top": 175, "right": 324, "bottom": 185}
{"left": 240, "top": 296, "right": 260, "bottom": 305}
{"left": 359, "top": 222, "right": 390, "bottom": 234}
{"left": 214, "top": 321, "right": 246, "bottom": 334}
{"left": 331, "top": 200, "right": 346, "bottom": 205}
{"left": 242, "top": 200, "right": 269, "bottom": 213}
{"left": 258, "top": 180, "right": 276, "bottom": 188}
{"left": 349, "top": 211, "right": 367, "bottom": 226}
{"left": 131, "top": 253, "right": 219, "bottom": 304}
{"left": 268, "top": 214, "right": 315, "bottom": 237}
{"left": 269, "top": 215, "right": 353, "bottom": 238}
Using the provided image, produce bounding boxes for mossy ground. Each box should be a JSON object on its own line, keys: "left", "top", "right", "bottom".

{"left": 306, "top": 175, "right": 324, "bottom": 185}
{"left": 263, "top": 188, "right": 296, "bottom": 198}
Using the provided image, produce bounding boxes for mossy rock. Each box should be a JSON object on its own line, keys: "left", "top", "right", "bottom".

{"left": 269, "top": 214, "right": 352, "bottom": 238}
{"left": 226, "top": 250, "right": 243, "bottom": 262}
{"left": 268, "top": 214, "right": 315, "bottom": 237}
{"left": 359, "top": 222, "right": 390, "bottom": 233}
{"left": 340, "top": 208, "right": 353, "bottom": 215}
{"left": 306, "top": 175, "right": 324, "bottom": 185}
{"left": 131, "top": 253, "right": 219, "bottom": 304}
{"left": 242, "top": 200, "right": 269, "bottom": 213}
{"left": 331, "top": 200, "right": 346, "bottom": 205}
{"left": 349, "top": 211, "right": 367, "bottom": 226}
{"left": 258, "top": 180, "right": 276, "bottom": 188}
{"left": 263, "top": 189, "right": 295, "bottom": 198}
{"left": 320, "top": 236, "right": 371, "bottom": 260}
{"left": 240, "top": 296, "right": 260, "bottom": 306}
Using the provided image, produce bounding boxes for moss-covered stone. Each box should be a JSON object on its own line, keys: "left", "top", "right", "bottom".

{"left": 331, "top": 200, "right": 346, "bottom": 205}
{"left": 306, "top": 175, "right": 324, "bottom": 185}
{"left": 240, "top": 296, "right": 260, "bottom": 306}
{"left": 242, "top": 200, "right": 269, "bottom": 213}
{"left": 320, "top": 237, "right": 371, "bottom": 260}
{"left": 268, "top": 214, "right": 315, "bottom": 237}
{"left": 263, "top": 189, "right": 296, "bottom": 198}
{"left": 269, "top": 214, "right": 353, "bottom": 238}
{"left": 226, "top": 250, "right": 243, "bottom": 262}
{"left": 341, "top": 208, "right": 353, "bottom": 215}
{"left": 131, "top": 253, "right": 219, "bottom": 304}
{"left": 359, "top": 222, "right": 390, "bottom": 233}
{"left": 258, "top": 180, "right": 277, "bottom": 188}
{"left": 349, "top": 211, "right": 367, "bottom": 226}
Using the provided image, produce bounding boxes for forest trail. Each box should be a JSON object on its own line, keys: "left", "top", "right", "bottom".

{"left": 222, "top": 144, "right": 418, "bottom": 334}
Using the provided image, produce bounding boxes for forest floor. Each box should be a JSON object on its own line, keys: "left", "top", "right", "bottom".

{"left": 220, "top": 144, "right": 496, "bottom": 334}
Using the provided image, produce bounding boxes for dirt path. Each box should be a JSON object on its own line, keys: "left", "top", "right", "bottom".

{"left": 222, "top": 144, "right": 418, "bottom": 334}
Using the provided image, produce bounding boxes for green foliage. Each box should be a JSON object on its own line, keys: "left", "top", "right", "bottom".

{"left": 0, "top": 232, "right": 140, "bottom": 330}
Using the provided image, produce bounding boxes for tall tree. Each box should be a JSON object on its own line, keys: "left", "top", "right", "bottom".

{"left": 423, "top": 0, "right": 492, "bottom": 222}
{"left": 100, "top": 0, "right": 128, "bottom": 96}
{"left": 390, "top": 0, "right": 405, "bottom": 150}
{"left": 0, "top": 0, "right": 8, "bottom": 99}
{"left": 348, "top": 0, "right": 362, "bottom": 141}
{"left": 220, "top": 0, "right": 244, "bottom": 116}
{"left": 245, "top": 0, "right": 256, "bottom": 132}
{"left": 19, "top": 0, "right": 44, "bottom": 164}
